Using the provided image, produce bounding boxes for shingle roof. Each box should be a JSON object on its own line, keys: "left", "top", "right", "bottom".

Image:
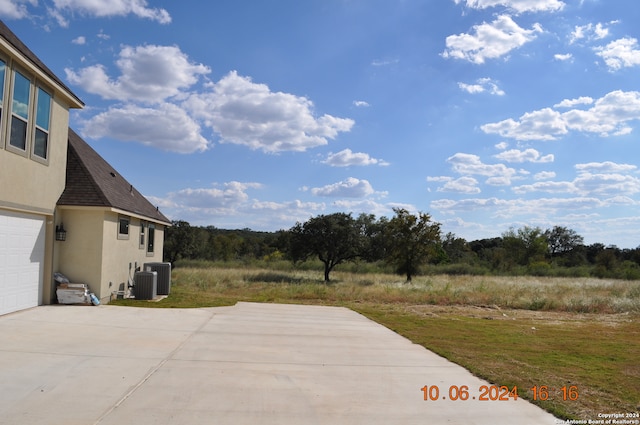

{"left": 58, "top": 129, "right": 171, "bottom": 225}
{"left": 0, "top": 20, "right": 83, "bottom": 108}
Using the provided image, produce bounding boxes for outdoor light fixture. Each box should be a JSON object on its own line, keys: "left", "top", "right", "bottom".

{"left": 55, "top": 224, "right": 67, "bottom": 241}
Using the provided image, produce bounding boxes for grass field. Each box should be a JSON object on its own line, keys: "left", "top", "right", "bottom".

{"left": 112, "top": 265, "right": 640, "bottom": 419}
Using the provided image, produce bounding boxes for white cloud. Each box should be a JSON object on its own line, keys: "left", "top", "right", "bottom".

{"left": 575, "top": 161, "right": 637, "bottom": 173}
{"left": 353, "top": 100, "right": 370, "bottom": 107}
{"left": 447, "top": 153, "right": 517, "bottom": 184}
{"left": 494, "top": 148, "right": 554, "bottom": 163}
{"left": 554, "top": 96, "right": 593, "bottom": 108}
{"left": 553, "top": 53, "right": 572, "bottom": 61}
{"left": 82, "top": 103, "right": 209, "bottom": 153}
{"left": 452, "top": 0, "right": 565, "bottom": 13}
{"left": 458, "top": 77, "right": 505, "bottom": 95}
{"left": 482, "top": 90, "right": 640, "bottom": 140}
{"left": 595, "top": 37, "right": 640, "bottom": 71}
{"left": 66, "top": 44, "right": 210, "bottom": 103}
{"left": 534, "top": 171, "right": 556, "bottom": 180}
{"left": 52, "top": 0, "right": 171, "bottom": 23}
{"left": 569, "top": 22, "right": 612, "bottom": 44}
{"left": 322, "top": 149, "right": 388, "bottom": 167}
{"left": 184, "top": 71, "right": 354, "bottom": 153}
{"left": 574, "top": 173, "right": 640, "bottom": 196}
{"left": 429, "top": 176, "right": 481, "bottom": 194}
{"left": 310, "top": 177, "right": 375, "bottom": 198}
{"left": 512, "top": 181, "right": 576, "bottom": 195}
{"left": 442, "top": 15, "right": 543, "bottom": 64}
{"left": 71, "top": 35, "right": 86, "bottom": 45}
{"left": 0, "top": 0, "right": 36, "bottom": 19}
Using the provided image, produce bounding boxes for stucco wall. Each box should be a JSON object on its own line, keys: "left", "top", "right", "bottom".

{"left": 55, "top": 208, "right": 165, "bottom": 303}
{"left": 0, "top": 97, "right": 70, "bottom": 214}
{"left": 54, "top": 208, "right": 104, "bottom": 295}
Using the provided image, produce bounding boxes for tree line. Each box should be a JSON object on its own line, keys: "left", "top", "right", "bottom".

{"left": 164, "top": 209, "right": 640, "bottom": 281}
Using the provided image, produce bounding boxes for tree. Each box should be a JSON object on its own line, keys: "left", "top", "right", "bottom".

{"left": 288, "top": 213, "right": 363, "bottom": 282}
{"left": 501, "top": 226, "right": 548, "bottom": 267}
{"left": 544, "top": 226, "right": 584, "bottom": 258}
{"left": 384, "top": 208, "right": 441, "bottom": 282}
{"left": 163, "top": 220, "right": 196, "bottom": 264}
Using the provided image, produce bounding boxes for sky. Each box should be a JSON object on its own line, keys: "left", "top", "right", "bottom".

{"left": 4, "top": 0, "right": 640, "bottom": 247}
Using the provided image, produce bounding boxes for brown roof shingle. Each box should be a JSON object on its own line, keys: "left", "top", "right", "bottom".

{"left": 58, "top": 129, "right": 171, "bottom": 225}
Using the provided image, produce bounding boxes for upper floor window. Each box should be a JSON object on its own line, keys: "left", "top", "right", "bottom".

{"left": 33, "top": 87, "right": 51, "bottom": 159}
{"left": 9, "top": 69, "right": 30, "bottom": 151}
{"left": 0, "top": 59, "right": 5, "bottom": 124}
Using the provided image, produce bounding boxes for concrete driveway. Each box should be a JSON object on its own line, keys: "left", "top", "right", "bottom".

{"left": 0, "top": 302, "right": 558, "bottom": 424}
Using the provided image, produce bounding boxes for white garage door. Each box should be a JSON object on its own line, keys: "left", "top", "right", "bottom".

{"left": 0, "top": 210, "right": 45, "bottom": 315}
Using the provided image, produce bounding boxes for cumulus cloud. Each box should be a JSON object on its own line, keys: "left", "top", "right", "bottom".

{"left": 569, "top": 22, "right": 612, "bottom": 44}
{"left": 322, "top": 149, "right": 389, "bottom": 167}
{"left": 82, "top": 103, "right": 209, "bottom": 153}
{"left": 452, "top": 0, "right": 565, "bottom": 13}
{"left": 353, "top": 100, "right": 370, "bottom": 107}
{"left": 66, "top": 44, "right": 210, "bottom": 103}
{"left": 554, "top": 96, "right": 593, "bottom": 108}
{"left": 534, "top": 171, "right": 556, "bottom": 180}
{"left": 428, "top": 176, "right": 481, "bottom": 194}
{"left": 482, "top": 90, "right": 640, "bottom": 140}
{"left": 458, "top": 78, "right": 505, "bottom": 95}
{"left": 554, "top": 53, "right": 572, "bottom": 61}
{"left": 575, "top": 161, "right": 637, "bottom": 173}
{"left": 0, "top": 0, "right": 36, "bottom": 19}
{"left": 595, "top": 37, "right": 640, "bottom": 71}
{"left": 494, "top": 148, "right": 554, "bottom": 163}
{"left": 184, "top": 71, "right": 354, "bottom": 153}
{"left": 442, "top": 15, "right": 543, "bottom": 64}
{"left": 66, "top": 44, "right": 353, "bottom": 154}
{"left": 52, "top": 0, "right": 171, "bottom": 24}
{"left": 310, "top": 178, "right": 375, "bottom": 198}
{"left": 71, "top": 35, "right": 86, "bottom": 45}
{"left": 447, "top": 153, "right": 517, "bottom": 185}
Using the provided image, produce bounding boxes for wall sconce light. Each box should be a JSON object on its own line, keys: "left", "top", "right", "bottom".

{"left": 55, "top": 224, "right": 67, "bottom": 241}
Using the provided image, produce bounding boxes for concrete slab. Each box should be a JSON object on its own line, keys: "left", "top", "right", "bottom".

{"left": 0, "top": 302, "right": 559, "bottom": 424}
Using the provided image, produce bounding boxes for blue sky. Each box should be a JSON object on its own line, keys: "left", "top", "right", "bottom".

{"left": 5, "top": 0, "right": 640, "bottom": 247}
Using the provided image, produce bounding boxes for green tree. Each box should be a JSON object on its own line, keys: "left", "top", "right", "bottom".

{"left": 288, "top": 213, "right": 363, "bottom": 282}
{"left": 384, "top": 208, "right": 441, "bottom": 282}
{"left": 544, "top": 226, "right": 584, "bottom": 258}
{"left": 163, "top": 220, "right": 196, "bottom": 264}
{"left": 502, "top": 226, "right": 548, "bottom": 267}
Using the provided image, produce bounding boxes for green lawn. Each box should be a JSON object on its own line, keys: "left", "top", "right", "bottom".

{"left": 112, "top": 266, "right": 640, "bottom": 419}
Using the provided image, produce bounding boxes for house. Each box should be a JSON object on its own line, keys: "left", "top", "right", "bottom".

{"left": 0, "top": 21, "right": 169, "bottom": 315}
{"left": 56, "top": 129, "right": 170, "bottom": 302}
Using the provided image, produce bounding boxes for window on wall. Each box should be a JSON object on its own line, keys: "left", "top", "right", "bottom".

{"left": 139, "top": 221, "right": 146, "bottom": 249}
{"left": 9, "top": 69, "right": 30, "bottom": 151}
{"left": 0, "top": 59, "right": 5, "bottom": 127}
{"left": 118, "top": 215, "right": 130, "bottom": 239}
{"left": 147, "top": 224, "right": 155, "bottom": 255}
{"left": 33, "top": 87, "right": 51, "bottom": 160}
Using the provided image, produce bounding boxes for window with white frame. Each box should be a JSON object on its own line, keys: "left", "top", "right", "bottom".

{"left": 9, "top": 69, "right": 30, "bottom": 151}
{"left": 0, "top": 59, "right": 5, "bottom": 129}
{"left": 139, "top": 220, "right": 146, "bottom": 249}
{"left": 118, "top": 215, "right": 130, "bottom": 240}
{"left": 33, "top": 87, "right": 51, "bottom": 160}
{"left": 146, "top": 224, "right": 155, "bottom": 255}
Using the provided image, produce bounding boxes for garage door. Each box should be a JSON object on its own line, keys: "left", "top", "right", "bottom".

{"left": 0, "top": 210, "right": 45, "bottom": 315}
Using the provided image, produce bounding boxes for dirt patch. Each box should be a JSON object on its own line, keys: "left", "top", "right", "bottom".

{"left": 404, "top": 304, "right": 638, "bottom": 327}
